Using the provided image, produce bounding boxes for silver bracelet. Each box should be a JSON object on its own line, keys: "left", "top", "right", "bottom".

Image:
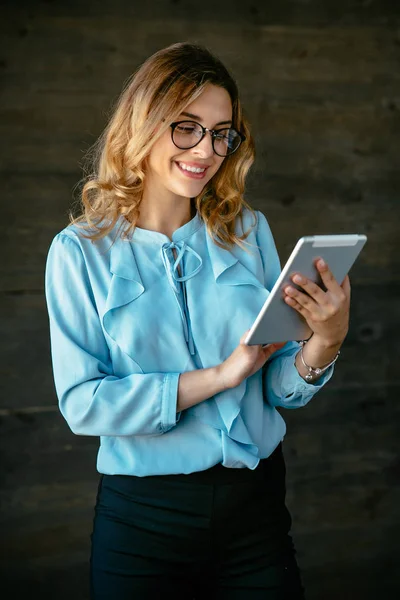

{"left": 298, "top": 339, "right": 340, "bottom": 382}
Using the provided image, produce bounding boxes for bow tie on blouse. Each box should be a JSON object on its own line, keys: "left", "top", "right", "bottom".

{"left": 160, "top": 241, "right": 203, "bottom": 355}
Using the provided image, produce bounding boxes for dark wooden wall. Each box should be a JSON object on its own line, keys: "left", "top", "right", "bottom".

{"left": 1, "top": 1, "right": 399, "bottom": 598}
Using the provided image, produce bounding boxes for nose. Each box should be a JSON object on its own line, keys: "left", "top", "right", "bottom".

{"left": 191, "top": 131, "right": 214, "bottom": 158}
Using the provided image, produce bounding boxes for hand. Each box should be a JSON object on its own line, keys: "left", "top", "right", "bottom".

{"left": 283, "top": 258, "right": 351, "bottom": 347}
{"left": 216, "top": 330, "right": 287, "bottom": 390}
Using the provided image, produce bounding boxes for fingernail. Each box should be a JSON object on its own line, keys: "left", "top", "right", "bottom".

{"left": 293, "top": 274, "right": 303, "bottom": 284}
{"left": 318, "top": 259, "right": 326, "bottom": 267}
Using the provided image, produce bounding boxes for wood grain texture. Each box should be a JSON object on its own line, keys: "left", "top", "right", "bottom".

{"left": 1, "top": 1, "right": 399, "bottom": 598}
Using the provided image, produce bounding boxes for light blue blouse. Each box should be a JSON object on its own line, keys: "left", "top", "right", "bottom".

{"left": 44, "top": 207, "right": 334, "bottom": 475}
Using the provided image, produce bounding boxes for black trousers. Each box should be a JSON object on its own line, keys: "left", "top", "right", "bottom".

{"left": 89, "top": 443, "right": 306, "bottom": 599}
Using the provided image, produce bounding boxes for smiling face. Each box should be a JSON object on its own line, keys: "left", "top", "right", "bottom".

{"left": 143, "top": 84, "right": 233, "bottom": 204}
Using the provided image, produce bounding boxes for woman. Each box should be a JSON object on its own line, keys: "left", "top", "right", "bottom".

{"left": 45, "top": 42, "right": 350, "bottom": 599}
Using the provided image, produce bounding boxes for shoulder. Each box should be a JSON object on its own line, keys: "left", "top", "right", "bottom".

{"left": 46, "top": 221, "right": 121, "bottom": 282}
{"left": 235, "top": 207, "right": 273, "bottom": 235}
{"left": 49, "top": 217, "right": 123, "bottom": 255}
{"left": 252, "top": 208, "right": 274, "bottom": 239}
{"left": 52, "top": 220, "right": 105, "bottom": 243}
{"left": 232, "top": 207, "right": 274, "bottom": 247}
{"left": 236, "top": 206, "right": 260, "bottom": 232}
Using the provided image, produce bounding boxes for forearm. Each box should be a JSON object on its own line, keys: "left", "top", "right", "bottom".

{"left": 295, "top": 334, "right": 343, "bottom": 383}
{"left": 177, "top": 366, "right": 226, "bottom": 412}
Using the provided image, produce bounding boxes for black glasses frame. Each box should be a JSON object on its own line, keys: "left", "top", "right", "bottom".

{"left": 170, "top": 120, "right": 246, "bottom": 157}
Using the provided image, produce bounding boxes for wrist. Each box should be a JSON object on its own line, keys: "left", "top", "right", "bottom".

{"left": 214, "top": 363, "right": 231, "bottom": 392}
{"left": 295, "top": 335, "right": 342, "bottom": 383}
{"left": 309, "top": 333, "right": 345, "bottom": 351}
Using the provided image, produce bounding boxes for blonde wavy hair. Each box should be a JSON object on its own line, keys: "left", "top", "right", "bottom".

{"left": 69, "top": 42, "right": 257, "bottom": 252}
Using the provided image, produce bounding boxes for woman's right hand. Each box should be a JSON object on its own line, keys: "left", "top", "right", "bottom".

{"left": 216, "top": 330, "right": 287, "bottom": 390}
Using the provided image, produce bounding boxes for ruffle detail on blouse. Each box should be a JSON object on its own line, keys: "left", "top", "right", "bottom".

{"left": 98, "top": 212, "right": 270, "bottom": 463}
{"left": 101, "top": 235, "right": 145, "bottom": 363}
{"left": 187, "top": 223, "right": 270, "bottom": 465}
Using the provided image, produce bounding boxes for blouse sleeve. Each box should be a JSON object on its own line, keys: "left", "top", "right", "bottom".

{"left": 255, "top": 210, "right": 334, "bottom": 409}
{"left": 45, "top": 232, "right": 181, "bottom": 436}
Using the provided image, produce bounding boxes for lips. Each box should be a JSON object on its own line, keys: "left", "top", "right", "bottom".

{"left": 174, "top": 161, "right": 210, "bottom": 179}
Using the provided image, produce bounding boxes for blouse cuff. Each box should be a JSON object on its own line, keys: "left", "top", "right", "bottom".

{"left": 282, "top": 352, "right": 335, "bottom": 402}
{"left": 265, "top": 344, "right": 336, "bottom": 410}
{"left": 161, "top": 372, "right": 181, "bottom": 433}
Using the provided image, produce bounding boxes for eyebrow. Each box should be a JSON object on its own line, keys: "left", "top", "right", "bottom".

{"left": 180, "top": 111, "right": 232, "bottom": 127}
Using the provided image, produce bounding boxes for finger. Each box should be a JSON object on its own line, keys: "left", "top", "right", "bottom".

{"left": 289, "top": 272, "right": 327, "bottom": 305}
{"left": 240, "top": 329, "right": 251, "bottom": 344}
{"left": 283, "top": 284, "right": 319, "bottom": 313}
{"left": 283, "top": 295, "right": 312, "bottom": 317}
{"left": 315, "top": 258, "right": 343, "bottom": 295}
{"left": 272, "top": 341, "right": 287, "bottom": 352}
{"left": 262, "top": 341, "right": 287, "bottom": 350}
{"left": 341, "top": 274, "right": 351, "bottom": 300}
{"left": 262, "top": 343, "right": 287, "bottom": 363}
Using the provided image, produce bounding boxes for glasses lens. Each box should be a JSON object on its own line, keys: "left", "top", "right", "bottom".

{"left": 172, "top": 121, "right": 203, "bottom": 149}
{"left": 213, "top": 129, "right": 242, "bottom": 156}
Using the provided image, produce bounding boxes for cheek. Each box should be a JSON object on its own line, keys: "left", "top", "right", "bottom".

{"left": 147, "top": 129, "right": 175, "bottom": 165}
{"left": 147, "top": 142, "right": 172, "bottom": 174}
{"left": 209, "top": 157, "right": 226, "bottom": 179}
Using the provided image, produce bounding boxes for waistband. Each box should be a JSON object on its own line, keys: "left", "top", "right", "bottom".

{"left": 104, "top": 443, "right": 284, "bottom": 486}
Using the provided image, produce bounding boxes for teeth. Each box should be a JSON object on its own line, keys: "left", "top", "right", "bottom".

{"left": 178, "top": 162, "right": 206, "bottom": 173}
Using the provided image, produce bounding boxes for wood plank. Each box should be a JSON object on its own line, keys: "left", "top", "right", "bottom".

{"left": 3, "top": 0, "right": 400, "bottom": 21}
{"left": 1, "top": 5, "right": 399, "bottom": 598}
{"left": 4, "top": 0, "right": 400, "bottom": 23}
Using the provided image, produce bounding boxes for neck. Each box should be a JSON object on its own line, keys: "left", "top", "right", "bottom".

{"left": 134, "top": 193, "right": 196, "bottom": 237}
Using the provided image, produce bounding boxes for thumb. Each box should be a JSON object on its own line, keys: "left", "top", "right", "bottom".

{"left": 240, "top": 329, "right": 251, "bottom": 344}
{"left": 262, "top": 341, "right": 287, "bottom": 352}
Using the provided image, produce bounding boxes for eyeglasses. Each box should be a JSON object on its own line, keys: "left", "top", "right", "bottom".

{"left": 170, "top": 120, "right": 245, "bottom": 157}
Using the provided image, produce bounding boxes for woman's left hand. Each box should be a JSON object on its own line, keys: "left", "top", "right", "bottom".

{"left": 283, "top": 258, "right": 351, "bottom": 347}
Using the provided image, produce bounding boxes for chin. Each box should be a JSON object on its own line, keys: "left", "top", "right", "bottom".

{"left": 171, "top": 181, "right": 208, "bottom": 198}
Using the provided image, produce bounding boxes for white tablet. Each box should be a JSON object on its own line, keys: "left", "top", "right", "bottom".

{"left": 244, "top": 234, "right": 367, "bottom": 345}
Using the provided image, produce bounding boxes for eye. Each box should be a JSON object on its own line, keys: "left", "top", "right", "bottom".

{"left": 214, "top": 131, "right": 229, "bottom": 141}
{"left": 176, "top": 125, "right": 195, "bottom": 133}
{"left": 175, "top": 122, "right": 199, "bottom": 135}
